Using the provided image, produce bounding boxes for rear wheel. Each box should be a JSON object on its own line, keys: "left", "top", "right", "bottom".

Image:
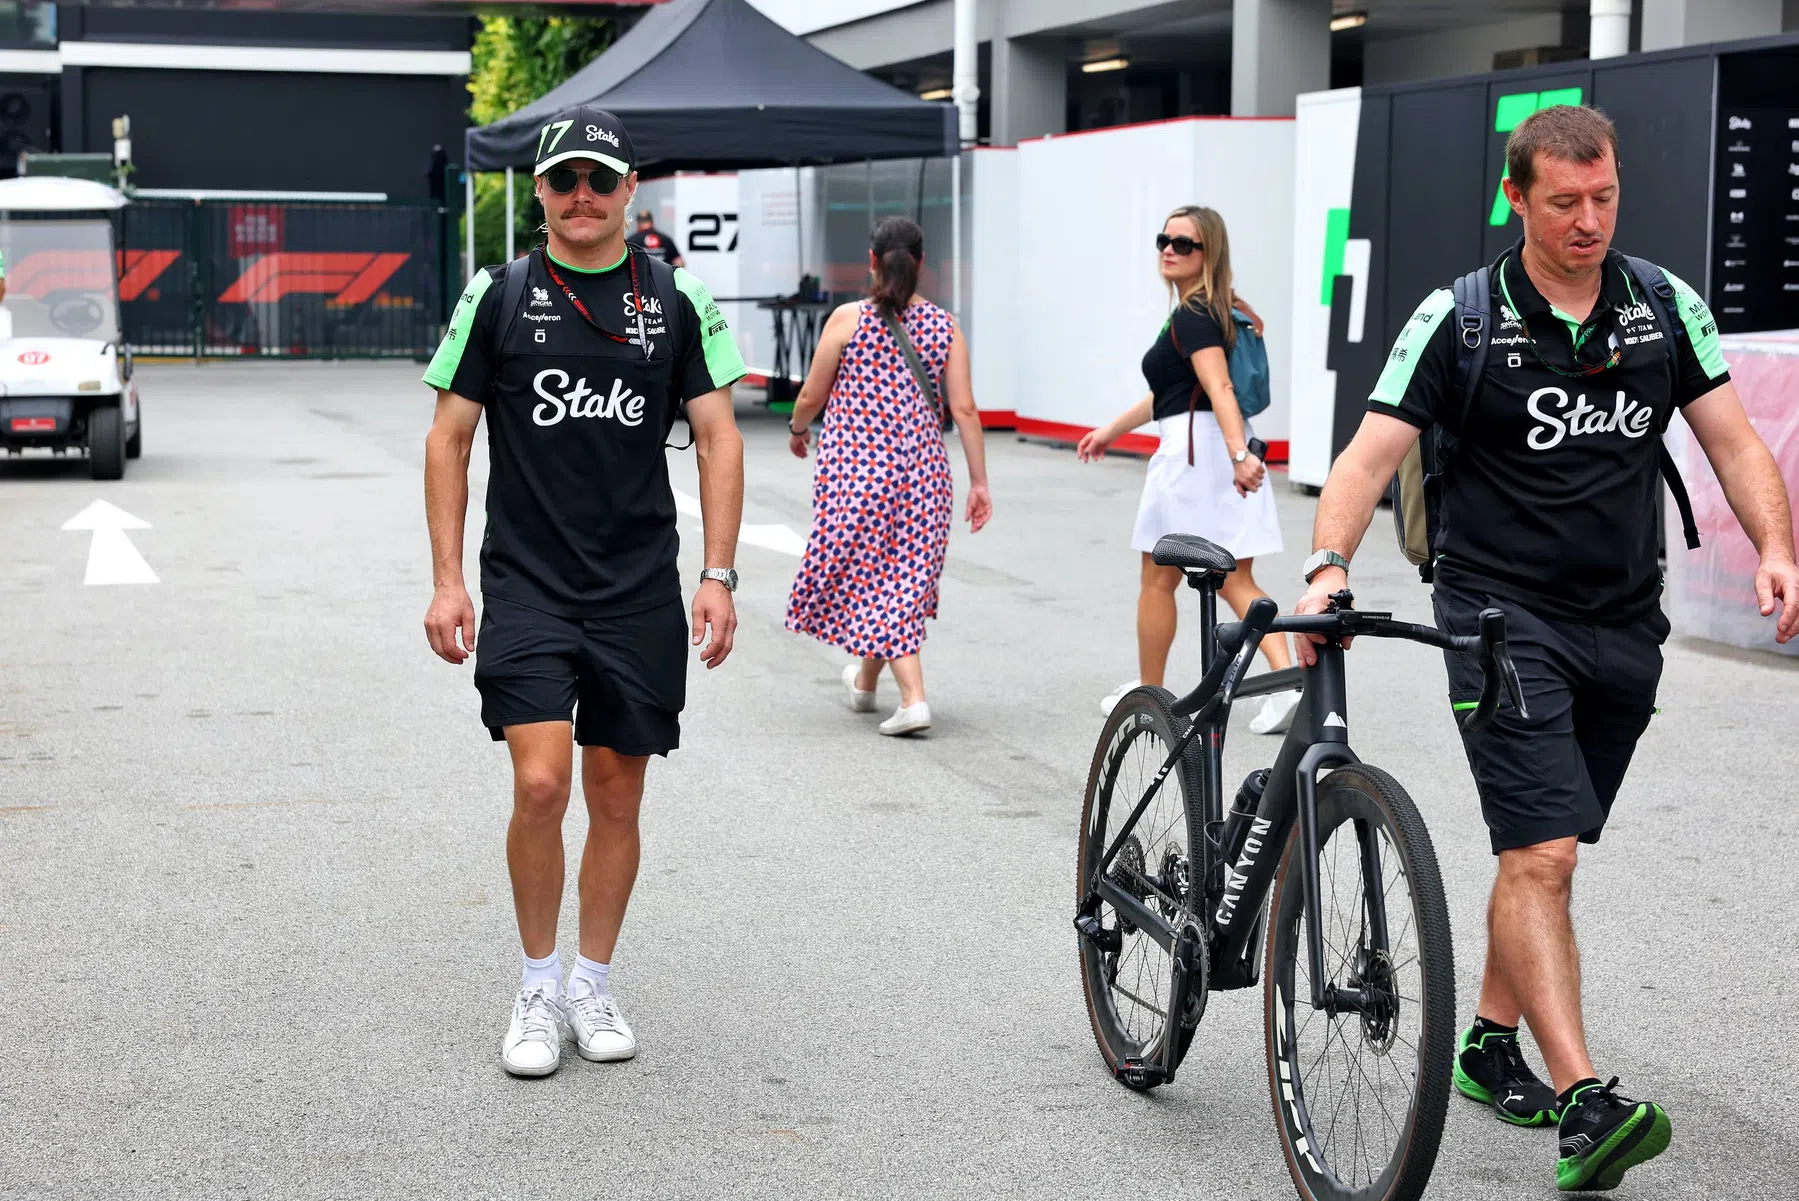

{"left": 89, "top": 405, "right": 124, "bottom": 480}
{"left": 1077, "top": 686, "right": 1207, "bottom": 1089}
{"left": 1263, "top": 764, "right": 1454, "bottom": 1201}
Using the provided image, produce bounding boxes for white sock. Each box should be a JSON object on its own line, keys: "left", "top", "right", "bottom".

{"left": 570, "top": 953, "right": 610, "bottom": 996}
{"left": 521, "top": 950, "right": 561, "bottom": 994}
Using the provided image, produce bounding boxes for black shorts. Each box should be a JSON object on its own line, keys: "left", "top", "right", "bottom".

{"left": 1433, "top": 578, "right": 1668, "bottom": 855}
{"left": 473, "top": 595, "right": 687, "bottom": 756}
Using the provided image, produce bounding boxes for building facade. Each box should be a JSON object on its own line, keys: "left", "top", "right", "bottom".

{"left": 748, "top": 0, "right": 1799, "bottom": 142}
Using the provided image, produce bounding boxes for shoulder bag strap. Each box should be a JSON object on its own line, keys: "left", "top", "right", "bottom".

{"left": 1167, "top": 312, "right": 1205, "bottom": 466}
{"left": 878, "top": 305, "right": 947, "bottom": 431}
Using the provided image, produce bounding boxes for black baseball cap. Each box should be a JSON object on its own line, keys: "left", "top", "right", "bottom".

{"left": 533, "top": 104, "right": 635, "bottom": 178}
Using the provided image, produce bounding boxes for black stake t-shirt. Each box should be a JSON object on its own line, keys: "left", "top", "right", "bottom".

{"left": 424, "top": 246, "right": 746, "bottom": 617}
{"left": 1142, "top": 302, "right": 1228, "bottom": 420}
{"left": 1368, "top": 243, "right": 1730, "bottom": 623}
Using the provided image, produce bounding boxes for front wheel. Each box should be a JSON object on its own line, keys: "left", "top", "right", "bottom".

{"left": 89, "top": 405, "right": 125, "bottom": 480}
{"left": 1263, "top": 764, "right": 1455, "bottom": 1201}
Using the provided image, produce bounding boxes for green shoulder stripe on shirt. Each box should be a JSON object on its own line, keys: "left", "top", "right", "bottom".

{"left": 423, "top": 268, "right": 494, "bottom": 390}
{"left": 674, "top": 266, "right": 747, "bottom": 389}
{"left": 1663, "top": 268, "right": 1729, "bottom": 381}
{"left": 1370, "top": 288, "right": 1452, "bottom": 407}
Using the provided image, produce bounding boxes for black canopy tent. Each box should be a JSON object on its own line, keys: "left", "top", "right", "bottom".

{"left": 464, "top": 0, "right": 957, "bottom": 172}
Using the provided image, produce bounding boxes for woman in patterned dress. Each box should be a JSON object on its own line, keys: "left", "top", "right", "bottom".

{"left": 784, "top": 217, "right": 993, "bottom": 736}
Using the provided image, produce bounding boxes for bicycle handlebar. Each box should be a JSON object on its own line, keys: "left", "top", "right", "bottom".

{"left": 1211, "top": 595, "right": 1527, "bottom": 731}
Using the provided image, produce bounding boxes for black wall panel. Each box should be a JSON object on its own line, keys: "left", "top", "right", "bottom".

{"left": 1595, "top": 55, "right": 1714, "bottom": 289}
{"left": 1482, "top": 70, "right": 1591, "bottom": 263}
{"left": 74, "top": 8, "right": 472, "bottom": 51}
{"left": 80, "top": 68, "right": 468, "bottom": 197}
{"left": 1389, "top": 83, "right": 1487, "bottom": 343}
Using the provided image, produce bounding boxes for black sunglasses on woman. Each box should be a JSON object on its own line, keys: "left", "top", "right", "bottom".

{"left": 1156, "top": 233, "right": 1203, "bottom": 255}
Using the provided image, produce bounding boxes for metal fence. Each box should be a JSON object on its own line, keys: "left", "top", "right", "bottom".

{"left": 114, "top": 198, "right": 453, "bottom": 358}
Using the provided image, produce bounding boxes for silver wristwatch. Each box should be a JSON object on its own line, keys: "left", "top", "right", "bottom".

{"left": 699, "top": 567, "right": 739, "bottom": 592}
{"left": 1231, "top": 447, "right": 1251, "bottom": 464}
{"left": 1302, "top": 549, "right": 1350, "bottom": 584}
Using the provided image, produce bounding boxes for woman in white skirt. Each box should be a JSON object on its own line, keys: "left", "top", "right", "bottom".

{"left": 1077, "top": 204, "right": 1298, "bottom": 734}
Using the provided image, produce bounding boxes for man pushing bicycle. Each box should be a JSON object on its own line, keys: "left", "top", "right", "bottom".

{"left": 1294, "top": 104, "right": 1798, "bottom": 1191}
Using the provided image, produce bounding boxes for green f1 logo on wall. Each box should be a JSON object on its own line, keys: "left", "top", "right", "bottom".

{"left": 1489, "top": 86, "right": 1583, "bottom": 225}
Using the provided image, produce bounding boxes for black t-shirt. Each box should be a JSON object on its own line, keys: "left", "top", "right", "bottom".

{"left": 627, "top": 227, "right": 680, "bottom": 266}
{"left": 1368, "top": 243, "right": 1731, "bottom": 623}
{"left": 423, "top": 247, "right": 746, "bottom": 617}
{"left": 1142, "top": 303, "right": 1228, "bottom": 420}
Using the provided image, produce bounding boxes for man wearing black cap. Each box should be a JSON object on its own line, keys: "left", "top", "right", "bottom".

{"left": 627, "top": 209, "right": 683, "bottom": 269}
{"left": 421, "top": 105, "right": 747, "bottom": 1078}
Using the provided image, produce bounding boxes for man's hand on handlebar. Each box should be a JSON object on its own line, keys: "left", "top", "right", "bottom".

{"left": 1293, "top": 566, "right": 1349, "bottom": 666}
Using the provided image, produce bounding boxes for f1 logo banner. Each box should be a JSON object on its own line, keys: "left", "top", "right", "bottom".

{"left": 217, "top": 253, "right": 410, "bottom": 305}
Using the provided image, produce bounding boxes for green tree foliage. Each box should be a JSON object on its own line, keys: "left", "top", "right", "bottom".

{"left": 463, "top": 13, "right": 619, "bottom": 270}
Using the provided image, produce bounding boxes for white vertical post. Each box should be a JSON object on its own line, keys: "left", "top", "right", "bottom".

{"left": 952, "top": 0, "right": 979, "bottom": 148}
{"left": 464, "top": 169, "right": 475, "bottom": 276}
{"left": 504, "top": 167, "right": 515, "bottom": 261}
{"left": 951, "top": 154, "right": 963, "bottom": 317}
{"left": 1591, "top": 0, "right": 1632, "bottom": 58}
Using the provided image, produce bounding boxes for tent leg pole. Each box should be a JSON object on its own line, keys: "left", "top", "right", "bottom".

{"left": 793, "top": 163, "right": 803, "bottom": 292}
{"left": 465, "top": 170, "right": 475, "bottom": 277}
{"left": 867, "top": 157, "right": 873, "bottom": 232}
{"left": 505, "top": 167, "right": 516, "bottom": 261}
{"left": 951, "top": 152, "right": 962, "bottom": 318}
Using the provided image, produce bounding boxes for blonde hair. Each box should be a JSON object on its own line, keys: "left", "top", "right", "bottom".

{"left": 1163, "top": 205, "right": 1238, "bottom": 349}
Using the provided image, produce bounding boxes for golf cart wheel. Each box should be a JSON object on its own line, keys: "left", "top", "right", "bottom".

{"left": 90, "top": 405, "right": 125, "bottom": 480}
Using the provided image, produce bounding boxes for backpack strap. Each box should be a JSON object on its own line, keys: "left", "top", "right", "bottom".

{"left": 1620, "top": 254, "right": 1701, "bottom": 551}
{"left": 487, "top": 251, "right": 534, "bottom": 392}
{"left": 636, "top": 247, "right": 695, "bottom": 450}
{"left": 1447, "top": 265, "right": 1491, "bottom": 443}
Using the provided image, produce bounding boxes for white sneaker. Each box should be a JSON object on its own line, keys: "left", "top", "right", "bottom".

{"left": 1249, "top": 690, "right": 1301, "bottom": 735}
{"left": 879, "top": 701, "right": 931, "bottom": 736}
{"left": 501, "top": 983, "right": 568, "bottom": 1077}
{"left": 564, "top": 977, "right": 637, "bottom": 1062}
{"left": 843, "top": 663, "right": 877, "bottom": 713}
{"left": 1100, "top": 680, "right": 1141, "bottom": 717}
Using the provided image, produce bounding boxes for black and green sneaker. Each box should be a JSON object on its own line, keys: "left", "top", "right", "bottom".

{"left": 1453, "top": 1024, "right": 1561, "bottom": 1126}
{"left": 1555, "top": 1077, "right": 1673, "bottom": 1192}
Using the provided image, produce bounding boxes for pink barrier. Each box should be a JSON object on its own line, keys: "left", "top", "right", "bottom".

{"left": 1665, "top": 332, "right": 1799, "bottom": 656}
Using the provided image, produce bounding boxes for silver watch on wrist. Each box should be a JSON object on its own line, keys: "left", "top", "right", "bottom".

{"left": 1302, "top": 549, "right": 1350, "bottom": 585}
{"left": 699, "top": 567, "right": 739, "bottom": 593}
{"left": 1231, "top": 447, "right": 1251, "bottom": 464}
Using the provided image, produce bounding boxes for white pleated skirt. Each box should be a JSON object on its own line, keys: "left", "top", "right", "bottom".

{"left": 1130, "top": 415, "right": 1284, "bottom": 560}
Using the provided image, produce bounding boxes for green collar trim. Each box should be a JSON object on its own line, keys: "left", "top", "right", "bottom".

{"left": 546, "top": 246, "right": 627, "bottom": 274}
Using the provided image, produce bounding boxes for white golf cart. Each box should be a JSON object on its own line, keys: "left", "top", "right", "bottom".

{"left": 0, "top": 176, "right": 139, "bottom": 480}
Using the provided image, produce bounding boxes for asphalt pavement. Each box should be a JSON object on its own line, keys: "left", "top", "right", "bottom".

{"left": 2, "top": 362, "right": 1794, "bottom": 1200}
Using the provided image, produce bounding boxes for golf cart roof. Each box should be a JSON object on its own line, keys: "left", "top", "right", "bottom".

{"left": 0, "top": 177, "right": 127, "bottom": 212}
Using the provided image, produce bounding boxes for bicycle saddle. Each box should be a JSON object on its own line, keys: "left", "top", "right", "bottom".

{"left": 1151, "top": 533, "right": 1238, "bottom": 575}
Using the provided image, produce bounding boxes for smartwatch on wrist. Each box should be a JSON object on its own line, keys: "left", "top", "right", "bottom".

{"left": 1302, "top": 549, "right": 1350, "bottom": 585}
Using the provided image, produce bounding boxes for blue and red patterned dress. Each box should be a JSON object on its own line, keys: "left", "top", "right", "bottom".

{"left": 785, "top": 300, "right": 955, "bottom": 659}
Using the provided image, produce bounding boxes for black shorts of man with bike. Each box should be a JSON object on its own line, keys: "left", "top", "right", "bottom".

{"left": 1294, "top": 104, "right": 1799, "bottom": 1192}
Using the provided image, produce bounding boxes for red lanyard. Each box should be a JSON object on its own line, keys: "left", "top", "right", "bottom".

{"left": 538, "top": 246, "right": 649, "bottom": 361}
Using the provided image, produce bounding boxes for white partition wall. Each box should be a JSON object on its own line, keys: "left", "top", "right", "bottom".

{"left": 1012, "top": 117, "right": 1296, "bottom": 455}
{"left": 965, "top": 148, "right": 1018, "bottom": 422}
{"left": 633, "top": 173, "right": 745, "bottom": 353}
{"left": 736, "top": 166, "right": 824, "bottom": 379}
{"left": 1287, "top": 88, "right": 1363, "bottom": 487}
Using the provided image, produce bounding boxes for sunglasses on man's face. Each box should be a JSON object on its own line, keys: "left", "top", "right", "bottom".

{"left": 1156, "top": 233, "right": 1203, "bottom": 256}
{"left": 542, "top": 164, "right": 624, "bottom": 196}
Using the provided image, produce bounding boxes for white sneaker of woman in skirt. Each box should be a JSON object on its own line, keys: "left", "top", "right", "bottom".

{"left": 1076, "top": 204, "right": 1299, "bottom": 735}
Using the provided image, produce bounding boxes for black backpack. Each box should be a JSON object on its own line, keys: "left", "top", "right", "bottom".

{"left": 1389, "top": 254, "right": 1700, "bottom": 584}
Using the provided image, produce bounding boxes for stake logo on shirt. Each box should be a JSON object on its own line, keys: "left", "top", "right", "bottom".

{"left": 1525, "top": 387, "right": 1654, "bottom": 449}
{"left": 532, "top": 368, "right": 647, "bottom": 428}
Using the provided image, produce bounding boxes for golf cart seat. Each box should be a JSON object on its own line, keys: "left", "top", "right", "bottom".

{"left": 1152, "top": 533, "right": 1237, "bottom": 576}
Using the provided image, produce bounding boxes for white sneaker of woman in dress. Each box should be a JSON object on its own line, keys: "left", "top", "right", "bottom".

{"left": 845, "top": 662, "right": 931, "bottom": 735}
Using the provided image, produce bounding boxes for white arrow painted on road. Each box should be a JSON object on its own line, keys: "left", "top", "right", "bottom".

{"left": 61, "top": 499, "right": 159, "bottom": 585}
{"left": 671, "top": 488, "right": 808, "bottom": 557}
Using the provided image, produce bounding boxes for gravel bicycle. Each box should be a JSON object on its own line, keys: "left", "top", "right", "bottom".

{"left": 1074, "top": 533, "right": 1525, "bottom": 1201}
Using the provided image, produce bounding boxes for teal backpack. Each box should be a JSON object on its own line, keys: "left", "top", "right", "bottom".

{"left": 1227, "top": 309, "right": 1272, "bottom": 419}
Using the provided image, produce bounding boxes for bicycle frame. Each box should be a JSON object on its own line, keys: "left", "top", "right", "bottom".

{"left": 1081, "top": 583, "right": 1389, "bottom": 1084}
